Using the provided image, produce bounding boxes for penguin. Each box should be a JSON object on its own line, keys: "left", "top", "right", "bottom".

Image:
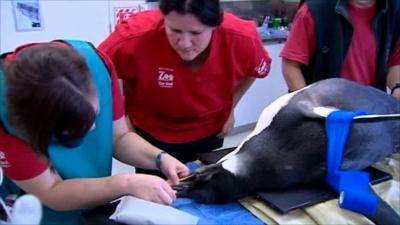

{"left": 176, "top": 78, "right": 400, "bottom": 225}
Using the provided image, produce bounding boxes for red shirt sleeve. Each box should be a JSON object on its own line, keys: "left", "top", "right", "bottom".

{"left": 389, "top": 38, "right": 400, "bottom": 67}
{"left": 247, "top": 32, "right": 272, "bottom": 78}
{"left": 280, "top": 3, "right": 316, "bottom": 65}
{"left": 98, "top": 30, "right": 129, "bottom": 81}
{"left": 0, "top": 125, "right": 49, "bottom": 181}
{"left": 223, "top": 14, "right": 272, "bottom": 85}
{"left": 96, "top": 50, "right": 125, "bottom": 121}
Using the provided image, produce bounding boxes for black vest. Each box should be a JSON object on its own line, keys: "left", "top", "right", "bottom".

{"left": 301, "top": 0, "right": 400, "bottom": 91}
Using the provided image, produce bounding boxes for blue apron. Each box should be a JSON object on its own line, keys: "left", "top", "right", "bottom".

{"left": 0, "top": 40, "right": 113, "bottom": 224}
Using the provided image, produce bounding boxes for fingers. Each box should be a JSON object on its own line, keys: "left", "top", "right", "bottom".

{"left": 170, "top": 165, "right": 191, "bottom": 185}
{"left": 218, "top": 112, "right": 234, "bottom": 138}
{"left": 217, "top": 127, "right": 228, "bottom": 138}
{"left": 166, "top": 170, "right": 192, "bottom": 186}
{"left": 178, "top": 167, "right": 190, "bottom": 177}
{"left": 129, "top": 174, "right": 179, "bottom": 205}
{"left": 217, "top": 123, "right": 232, "bottom": 138}
{"left": 218, "top": 130, "right": 229, "bottom": 138}
{"left": 165, "top": 163, "right": 180, "bottom": 185}
{"left": 217, "top": 124, "right": 228, "bottom": 138}
{"left": 157, "top": 182, "right": 176, "bottom": 205}
{"left": 165, "top": 168, "right": 185, "bottom": 185}
{"left": 162, "top": 155, "right": 190, "bottom": 185}
{"left": 168, "top": 172, "right": 179, "bottom": 186}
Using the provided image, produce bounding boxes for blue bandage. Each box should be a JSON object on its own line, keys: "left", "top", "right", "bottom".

{"left": 325, "top": 110, "right": 377, "bottom": 217}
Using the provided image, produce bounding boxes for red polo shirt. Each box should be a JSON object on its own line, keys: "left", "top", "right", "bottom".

{"left": 281, "top": 2, "right": 400, "bottom": 86}
{"left": 99, "top": 10, "right": 271, "bottom": 143}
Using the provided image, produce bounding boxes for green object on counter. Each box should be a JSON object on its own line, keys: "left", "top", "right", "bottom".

{"left": 271, "top": 18, "right": 282, "bottom": 28}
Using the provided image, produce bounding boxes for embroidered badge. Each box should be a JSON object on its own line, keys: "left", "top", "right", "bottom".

{"left": 255, "top": 59, "right": 270, "bottom": 76}
{"left": 158, "top": 68, "right": 174, "bottom": 88}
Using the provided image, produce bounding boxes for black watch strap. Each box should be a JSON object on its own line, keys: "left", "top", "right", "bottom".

{"left": 391, "top": 82, "right": 400, "bottom": 95}
{"left": 155, "top": 151, "right": 167, "bottom": 170}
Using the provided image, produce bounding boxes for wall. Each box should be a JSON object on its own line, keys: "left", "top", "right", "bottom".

{"left": 234, "top": 43, "right": 287, "bottom": 127}
{"left": 0, "top": 0, "right": 145, "bottom": 52}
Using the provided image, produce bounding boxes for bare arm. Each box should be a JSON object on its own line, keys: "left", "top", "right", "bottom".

{"left": 282, "top": 58, "right": 307, "bottom": 92}
{"left": 12, "top": 117, "right": 190, "bottom": 211}
{"left": 233, "top": 77, "right": 256, "bottom": 107}
{"left": 217, "top": 76, "right": 256, "bottom": 138}
{"left": 112, "top": 116, "right": 189, "bottom": 184}
{"left": 13, "top": 167, "right": 174, "bottom": 210}
{"left": 387, "top": 65, "right": 400, "bottom": 100}
{"left": 112, "top": 116, "right": 163, "bottom": 169}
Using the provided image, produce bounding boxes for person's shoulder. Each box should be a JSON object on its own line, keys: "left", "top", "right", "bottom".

{"left": 98, "top": 9, "right": 164, "bottom": 54}
{"left": 218, "top": 12, "right": 260, "bottom": 43}
{"left": 2, "top": 43, "right": 46, "bottom": 66}
{"left": 100, "top": 10, "right": 164, "bottom": 53}
{"left": 114, "top": 9, "right": 164, "bottom": 40}
{"left": 0, "top": 124, "right": 30, "bottom": 160}
{"left": 297, "top": 2, "right": 311, "bottom": 16}
{"left": 0, "top": 124, "right": 49, "bottom": 180}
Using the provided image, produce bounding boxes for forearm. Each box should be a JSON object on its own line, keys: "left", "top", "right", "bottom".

{"left": 114, "top": 131, "right": 161, "bottom": 170}
{"left": 111, "top": 116, "right": 188, "bottom": 185}
{"left": 282, "top": 58, "right": 306, "bottom": 92}
{"left": 216, "top": 77, "right": 255, "bottom": 137}
{"left": 111, "top": 116, "right": 161, "bottom": 169}
{"left": 15, "top": 171, "right": 131, "bottom": 211}
{"left": 233, "top": 76, "right": 256, "bottom": 107}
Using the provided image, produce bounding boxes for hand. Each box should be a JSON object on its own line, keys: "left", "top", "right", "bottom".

{"left": 127, "top": 174, "right": 176, "bottom": 205}
{"left": 217, "top": 110, "right": 235, "bottom": 138}
{"left": 160, "top": 154, "right": 190, "bottom": 186}
{"left": 392, "top": 88, "right": 400, "bottom": 101}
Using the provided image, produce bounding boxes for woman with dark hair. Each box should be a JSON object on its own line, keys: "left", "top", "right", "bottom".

{"left": 0, "top": 40, "right": 189, "bottom": 224}
{"left": 99, "top": 0, "right": 272, "bottom": 163}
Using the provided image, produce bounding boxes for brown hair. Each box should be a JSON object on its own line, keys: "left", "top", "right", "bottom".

{"left": 159, "top": 0, "right": 223, "bottom": 27}
{"left": 5, "top": 44, "right": 97, "bottom": 156}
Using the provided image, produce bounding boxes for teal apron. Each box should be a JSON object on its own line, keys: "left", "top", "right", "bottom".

{"left": 0, "top": 40, "right": 113, "bottom": 224}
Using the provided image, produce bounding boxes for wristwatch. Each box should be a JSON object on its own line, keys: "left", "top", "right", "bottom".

{"left": 155, "top": 151, "right": 167, "bottom": 170}
{"left": 391, "top": 81, "right": 400, "bottom": 95}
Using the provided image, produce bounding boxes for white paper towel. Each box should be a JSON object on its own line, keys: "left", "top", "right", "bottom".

{"left": 109, "top": 196, "right": 199, "bottom": 225}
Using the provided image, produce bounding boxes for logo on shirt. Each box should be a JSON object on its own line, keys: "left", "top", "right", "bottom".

{"left": 0, "top": 151, "right": 11, "bottom": 168}
{"left": 158, "top": 68, "right": 174, "bottom": 88}
{"left": 255, "top": 58, "right": 270, "bottom": 76}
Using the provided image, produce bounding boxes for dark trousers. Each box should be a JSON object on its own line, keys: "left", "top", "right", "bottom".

{"left": 135, "top": 127, "right": 223, "bottom": 175}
